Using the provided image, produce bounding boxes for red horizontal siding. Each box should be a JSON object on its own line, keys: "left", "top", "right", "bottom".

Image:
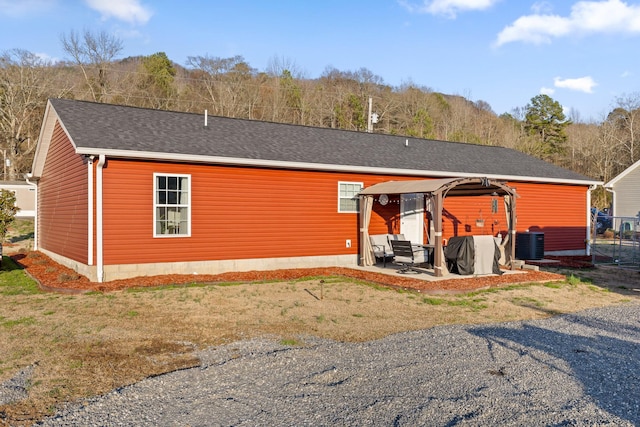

{"left": 364, "top": 180, "right": 588, "bottom": 252}
{"left": 99, "top": 160, "right": 588, "bottom": 265}
{"left": 511, "top": 182, "right": 587, "bottom": 251}
{"left": 102, "top": 161, "right": 398, "bottom": 265}
{"left": 38, "top": 122, "right": 88, "bottom": 263}
{"left": 441, "top": 182, "right": 588, "bottom": 251}
{"left": 443, "top": 194, "right": 505, "bottom": 239}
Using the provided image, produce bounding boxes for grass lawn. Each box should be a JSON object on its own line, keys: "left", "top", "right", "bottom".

{"left": 0, "top": 254, "right": 638, "bottom": 426}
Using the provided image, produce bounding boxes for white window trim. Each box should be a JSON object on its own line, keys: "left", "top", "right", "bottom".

{"left": 338, "top": 181, "right": 363, "bottom": 213}
{"left": 153, "top": 173, "right": 192, "bottom": 238}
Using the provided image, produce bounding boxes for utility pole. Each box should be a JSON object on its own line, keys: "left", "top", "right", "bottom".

{"left": 367, "top": 97, "right": 373, "bottom": 133}
{"left": 367, "top": 97, "right": 378, "bottom": 133}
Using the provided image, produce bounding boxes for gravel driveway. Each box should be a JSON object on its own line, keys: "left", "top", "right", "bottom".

{"left": 37, "top": 303, "right": 640, "bottom": 426}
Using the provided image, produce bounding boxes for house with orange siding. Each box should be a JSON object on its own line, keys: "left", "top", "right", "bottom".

{"left": 30, "top": 99, "right": 600, "bottom": 282}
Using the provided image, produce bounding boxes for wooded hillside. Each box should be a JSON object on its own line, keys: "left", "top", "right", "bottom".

{"left": 2, "top": 30, "right": 639, "bottom": 208}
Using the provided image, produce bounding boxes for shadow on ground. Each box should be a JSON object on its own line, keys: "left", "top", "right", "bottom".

{"left": 470, "top": 311, "right": 640, "bottom": 424}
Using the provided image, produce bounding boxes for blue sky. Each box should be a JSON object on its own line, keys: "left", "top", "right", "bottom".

{"left": 2, "top": 0, "right": 640, "bottom": 121}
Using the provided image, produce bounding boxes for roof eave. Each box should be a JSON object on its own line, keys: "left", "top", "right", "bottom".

{"left": 604, "top": 157, "right": 640, "bottom": 187}
{"left": 75, "top": 147, "right": 602, "bottom": 187}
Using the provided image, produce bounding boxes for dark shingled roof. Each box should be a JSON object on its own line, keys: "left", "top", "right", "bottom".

{"left": 49, "top": 98, "right": 595, "bottom": 183}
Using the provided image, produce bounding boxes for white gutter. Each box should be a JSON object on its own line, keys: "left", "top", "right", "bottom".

{"left": 96, "top": 154, "right": 105, "bottom": 282}
{"left": 24, "top": 173, "right": 38, "bottom": 250}
{"left": 88, "top": 156, "right": 94, "bottom": 266}
{"left": 605, "top": 187, "right": 616, "bottom": 216}
{"left": 74, "top": 148, "right": 602, "bottom": 187}
{"left": 587, "top": 184, "right": 597, "bottom": 256}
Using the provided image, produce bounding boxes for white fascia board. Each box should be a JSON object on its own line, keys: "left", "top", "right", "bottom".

{"left": 31, "top": 101, "right": 78, "bottom": 178}
{"left": 0, "top": 182, "right": 30, "bottom": 188}
{"left": 75, "top": 147, "right": 601, "bottom": 187}
{"left": 31, "top": 101, "right": 56, "bottom": 177}
{"left": 605, "top": 157, "right": 640, "bottom": 187}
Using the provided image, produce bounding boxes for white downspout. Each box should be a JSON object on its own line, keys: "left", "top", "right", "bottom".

{"left": 96, "top": 155, "right": 106, "bottom": 282}
{"left": 88, "top": 156, "right": 94, "bottom": 266}
{"left": 605, "top": 187, "right": 615, "bottom": 215}
{"left": 24, "top": 173, "right": 38, "bottom": 250}
{"left": 587, "top": 184, "right": 597, "bottom": 256}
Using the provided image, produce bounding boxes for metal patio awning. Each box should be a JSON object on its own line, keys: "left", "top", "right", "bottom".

{"left": 359, "top": 177, "right": 513, "bottom": 197}
{"left": 359, "top": 177, "right": 518, "bottom": 277}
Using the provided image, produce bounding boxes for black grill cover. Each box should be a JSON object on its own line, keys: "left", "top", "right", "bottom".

{"left": 445, "top": 236, "right": 502, "bottom": 275}
{"left": 445, "top": 236, "right": 475, "bottom": 275}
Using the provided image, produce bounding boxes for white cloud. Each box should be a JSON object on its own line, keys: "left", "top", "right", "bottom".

{"left": 399, "top": 0, "right": 500, "bottom": 18}
{"left": 84, "top": 0, "right": 153, "bottom": 25}
{"left": 540, "top": 87, "right": 555, "bottom": 95}
{"left": 495, "top": 14, "right": 571, "bottom": 45}
{"left": 495, "top": 0, "right": 640, "bottom": 46}
{"left": 554, "top": 76, "right": 597, "bottom": 93}
{"left": 621, "top": 70, "right": 632, "bottom": 78}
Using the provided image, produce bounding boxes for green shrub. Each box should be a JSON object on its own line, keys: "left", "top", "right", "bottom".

{"left": 0, "top": 189, "right": 18, "bottom": 242}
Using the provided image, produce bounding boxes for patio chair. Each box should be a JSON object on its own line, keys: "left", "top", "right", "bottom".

{"left": 370, "top": 234, "right": 393, "bottom": 267}
{"left": 390, "top": 239, "right": 428, "bottom": 274}
{"left": 370, "top": 233, "right": 405, "bottom": 267}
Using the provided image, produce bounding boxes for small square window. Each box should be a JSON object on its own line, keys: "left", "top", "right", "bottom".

{"left": 338, "top": 181, "right": 363, "bottom": 213}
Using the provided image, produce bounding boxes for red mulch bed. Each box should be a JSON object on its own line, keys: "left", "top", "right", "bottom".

{"left": 11, "top": 252, "right": 569, "bottom": 294}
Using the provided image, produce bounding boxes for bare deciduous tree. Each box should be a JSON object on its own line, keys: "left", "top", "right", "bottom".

{"left": 186, "top": 54, "right": 245, "bottom": 115}
{"left": 3, "top": 36, "right": 638, "bottom": 203}
{"left": 608, "top": 93, "right": 640, "bottom": 165}
{"left": 60, "top": 29, "right": 123, "bottom": 102}
{"left": 0, "top": 49, "right": 57, "bottom": 179}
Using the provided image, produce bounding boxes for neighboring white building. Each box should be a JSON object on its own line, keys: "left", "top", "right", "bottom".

{"left": 605, "top": 159, "right": 640, "bottom": 218}
{"left": 0, "top": 181, "right": 36, "bottom": 217}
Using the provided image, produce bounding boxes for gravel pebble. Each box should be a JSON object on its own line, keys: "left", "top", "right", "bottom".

{"left": 0, "top": 364, "right": 35, "bottom": 406}
{"left": 35, "top": 304, "right": 640, "bottom": 426}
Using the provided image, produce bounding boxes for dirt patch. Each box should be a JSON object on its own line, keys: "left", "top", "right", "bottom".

{"left": 2, "top": 219, "right": 34, "bottom": 254}
{"left": 544, "top": 264, "right": 640, "bottom": 292}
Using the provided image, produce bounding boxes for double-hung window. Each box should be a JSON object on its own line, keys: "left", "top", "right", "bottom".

{"left": 338, "top": 181, "right": 363, "bottom": 213}
{"left": 154, "top": 173, "right": 191, "bottom": 237}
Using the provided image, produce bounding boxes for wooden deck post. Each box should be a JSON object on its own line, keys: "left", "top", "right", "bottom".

{"left": 433, "top": 191, "right": 445, "bottom": 277}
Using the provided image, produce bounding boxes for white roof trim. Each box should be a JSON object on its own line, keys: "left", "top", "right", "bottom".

{"left": 605, "top": 157, "right": 640, "bottom": 187}
{"left": 31, "top": 101, "right": 56, "bottom": 177}
{"left": 31, "top": 100, "right": 77, "bottom": 177}
{"left": 0, "top": 182, "right": 32, "bottom": 188}
{"left": 74, "top": 147, "right": 601, "bottom": 187}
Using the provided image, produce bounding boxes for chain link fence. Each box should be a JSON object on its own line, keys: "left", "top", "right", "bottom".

{"left": 591, "top": 215, "right": 640, "bottom": 270}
